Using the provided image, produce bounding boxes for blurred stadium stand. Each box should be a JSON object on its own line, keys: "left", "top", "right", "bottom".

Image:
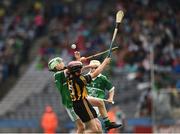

{"left": 0, "top": 0, "right": 180, "bottom": 133}
{"left": 0, "top": 61, "right": 50, "bottom": 116}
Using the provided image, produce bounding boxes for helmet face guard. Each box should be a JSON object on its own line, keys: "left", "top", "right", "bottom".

{"left": 67, "top": 61, "right": 83, "bottom": 74}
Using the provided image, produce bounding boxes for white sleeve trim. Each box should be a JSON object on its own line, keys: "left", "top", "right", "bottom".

{"left": 109, "top": 87, "right": 115, "bottom": 92}
{"left": 64, "top": 70, "right": 67, "bottom": 77}
{"left": 54, "top": 71, "right": 61, "bottom": 77}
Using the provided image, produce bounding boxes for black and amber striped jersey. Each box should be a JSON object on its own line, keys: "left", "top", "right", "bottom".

{"left": 67, "top": 74, "right": 92, "bottom": 101}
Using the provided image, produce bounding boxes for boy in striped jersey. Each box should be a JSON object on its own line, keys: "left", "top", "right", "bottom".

{"left": 67, "top": 57, "right": 121, "bottom": 133}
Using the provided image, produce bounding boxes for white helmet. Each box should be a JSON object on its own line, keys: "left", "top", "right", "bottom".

{"left": 89, "top": 60, "right": 101, "bottom": 67}
{"left": 48, "top": 57, "right": 62, "bottom": 70}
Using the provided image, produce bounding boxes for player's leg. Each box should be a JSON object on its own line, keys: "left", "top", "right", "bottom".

{"left": 87, "top": 96, "right": 108, "bottom": 118}
{"left": 65, "top": 107, "right": 85, "bottom": 133}
{"left": 84, "top": 118, "right": 102, "bottom": 133}
{"left": 87, "top": 96, "right": 111, "bottom": 130}
{"left": 87, "top": 96, "right": 122, "bottom": 130}
{"left": 75, "top": 119, "right": 85, "bottom": 133}
{"left": 95, "top": 118, "right": 103, "bottom": 132}
{"left": 72, "top": 99, "right": 103, "bottom": 133}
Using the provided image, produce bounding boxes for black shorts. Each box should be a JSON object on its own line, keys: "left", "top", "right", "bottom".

{"left": 72, "top": 98, "right": 97, "bottom": 122}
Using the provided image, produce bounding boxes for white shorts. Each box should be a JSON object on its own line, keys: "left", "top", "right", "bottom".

{"left": 65, "top": 107, "right": 79, "bottom": 122}
{"left": 93, "top": 106, "right": 100, "bottom": 117}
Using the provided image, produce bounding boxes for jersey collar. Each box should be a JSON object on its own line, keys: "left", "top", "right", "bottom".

{"left": 87, "top": 72, "right": 102, "bottom": 80}
{"left": 92, "top": 73, "right": 102, "bottom": 80}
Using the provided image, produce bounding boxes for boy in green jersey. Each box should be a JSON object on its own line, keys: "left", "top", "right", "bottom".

{"left": 87, "top": 60, "right": 114, "bottom": 102}
{"left": 86, "top": 60, "right": 122, "bottom": 131}
{"left": 48, "top": 57, "right": 85, "bottom": 133}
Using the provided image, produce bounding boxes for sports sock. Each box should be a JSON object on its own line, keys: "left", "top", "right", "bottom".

{"left": 103, "top": 117, "right": 111, "bottom": 126}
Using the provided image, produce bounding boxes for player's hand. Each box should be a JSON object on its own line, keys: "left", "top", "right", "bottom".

{"left": 74, "top": 51, "right": 81, "bottom": 61}
{"left": 80, "top": 57, "right": 87, "bottom": 62}
{"left": 107, "top": 98, "right": 114, "bottom": 103}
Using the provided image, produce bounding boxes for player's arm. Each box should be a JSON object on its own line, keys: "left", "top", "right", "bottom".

{"left": 74, "top": 51, "right": 87, "bottom": 62}
{"left": 81, "top": 75, "right": 92, "bottom": 85}
{"left": 74, "top": 51, "right": 99, "bottom": 72}
{"left": 90, "top": 57, "right": 111, "bottom": 79}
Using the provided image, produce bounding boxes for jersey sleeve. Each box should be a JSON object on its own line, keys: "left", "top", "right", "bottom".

{"left": 54, "top": 71, "right": 62, "bottom": 80}
{"left": 54, "top": 71, "right": 66, "bottom": 88}
{"left": 80, "top": 74, "right": 92, "bottom": 85}
{"left": 84, "top": 74, "right": 92, "bottom": 83}
{"left": 102, "top": 75, "right": 114, "bottom": 91}
{"left": 55, "top": 79, "right": 60, "bottom": 89}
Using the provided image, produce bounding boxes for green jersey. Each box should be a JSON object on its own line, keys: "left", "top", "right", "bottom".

{"left": 54, "top": 71, "right": 73, "bottom": 108}
{"left": 87, "top": 74, "right": 114, "bottom": 99}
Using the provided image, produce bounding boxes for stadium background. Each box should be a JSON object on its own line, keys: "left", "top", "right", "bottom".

{"left": 0, "top": 0, "right": 180, "bottom": 133}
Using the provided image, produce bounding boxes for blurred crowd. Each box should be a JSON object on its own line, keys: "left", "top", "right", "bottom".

{"left": 36, "top": 0, "right": 180, "bottom": 76}
{"left": 0, "top": 0, "right": 45, "bottom": 83}
{"left": 1, "top": 0, "right": 179, "bottom": 84}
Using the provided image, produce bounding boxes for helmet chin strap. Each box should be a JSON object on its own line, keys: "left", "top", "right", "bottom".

{"left": 75, "top": 71, "right": 81, "bottom": 76}
{"left": 68, "top": 70, "right": 81, "bottom": 77}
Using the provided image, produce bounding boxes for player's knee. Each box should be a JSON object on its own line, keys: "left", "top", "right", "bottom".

{"left": 97, "top": 100, "right": 104, "bottom": 107}
{"left": 78, "top": 124, "right": 85, "bottom": 132}
{"left": 91, "top": 122, "right": 102, "bottom": 133}
{"left": 95, "top": 126, "right": 102, "bottom": 133}
{"left": 95, "top": 118, "right": 103, "bottom": 133}
{"left": 96, "top": 124, "right": 103, "bottom": 133}
{"left": 76, "top": 119, "right": 85, "bottom": 133}
{"left": 91, "top": 126, "right": 100, "bottom": 133}
{"left": 77, "top": 123, "right": 85, "bottom": 133}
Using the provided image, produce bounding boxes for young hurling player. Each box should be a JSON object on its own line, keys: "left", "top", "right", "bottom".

{"left": 66, "top": 57, "right": 118, "bottom": 133}
{"left": 75, "top": 52, "right": 122, "bottom": 131}
{"left": 48, "top": 57, "right": 85, "bottom": 133}
{"left": 87, "top": 60, "right": 122, "bottom": 131}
